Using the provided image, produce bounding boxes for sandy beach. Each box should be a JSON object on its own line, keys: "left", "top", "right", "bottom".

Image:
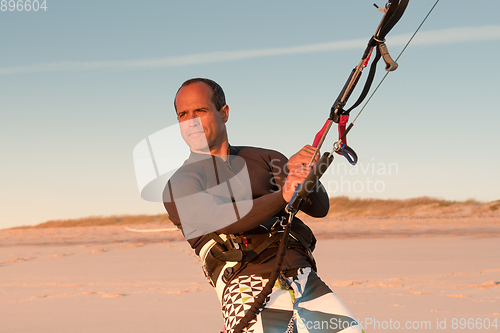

{"left": 1, "top": 212, "right": 499, "bottom": 332}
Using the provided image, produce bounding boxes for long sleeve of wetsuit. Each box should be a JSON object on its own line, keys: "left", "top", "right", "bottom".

{"left": 163, "top": 147, "right": 288, "bottom": 240}
{"left": 298, "top": 182, "right": 329, "bottom": 217}
{"left": 164, "top": 174, "right": 286, "bottom": 239}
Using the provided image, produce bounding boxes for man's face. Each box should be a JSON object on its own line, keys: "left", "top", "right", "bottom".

{"left": 175, "top": 82, "right": 228, "bottom": 153}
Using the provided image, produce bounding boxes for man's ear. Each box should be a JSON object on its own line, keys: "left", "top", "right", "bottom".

{"left": 220, "top": 104, "right": 229, "bottom": 123}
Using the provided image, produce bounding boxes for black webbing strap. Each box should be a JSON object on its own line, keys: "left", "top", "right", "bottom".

{"left": 240, "top": 232, "right": 282, "bottom": 265}
{"left": 378, "top": 0, "right": 409, "bottom": 40}
{"left": 220, "top": 231, "right": 282, "bottom": 284}
{"left": 208, "top": 232, "right": 244, "bottom": 262}
{"left": 345, "top": 50, "right": 380, "bottom": 113}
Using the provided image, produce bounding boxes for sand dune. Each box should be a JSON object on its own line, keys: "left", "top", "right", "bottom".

{"left": 2, "top": 198, "right": 498, "bottom": 248}
{"left": 322, "top": 196, "right": 499, "bottom": 218}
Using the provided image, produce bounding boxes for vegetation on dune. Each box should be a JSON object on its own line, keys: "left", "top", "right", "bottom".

{"left": 12, "top": 214, "right": 170, "bottom": 229}
{"left": 324, "top": 196, "right": 489, "bottom": 218}
{"left": 11, "top": 197, "right": 498, "bottom": 229}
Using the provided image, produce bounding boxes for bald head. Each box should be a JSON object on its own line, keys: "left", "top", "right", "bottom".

{"left": 174, "top": 78, "right": 226, "bottom": 113}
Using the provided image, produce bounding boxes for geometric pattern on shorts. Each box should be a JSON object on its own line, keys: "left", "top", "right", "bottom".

{"left": 220, "top": 268, "right": 365, "bottom": 333}
{"left": 221, "top": 275, "right": 269, "bottom": 332}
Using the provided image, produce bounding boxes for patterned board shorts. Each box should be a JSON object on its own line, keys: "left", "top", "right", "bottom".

{"left": 221, "top": 267, "right": 365, "bottom": 333}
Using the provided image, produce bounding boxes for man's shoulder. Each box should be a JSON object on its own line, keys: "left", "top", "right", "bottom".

{"left": 231, "top": 145, "right": 287, "bottom": 161}
{"left": 168, "top": 155, "right": 207, "bottom": 184}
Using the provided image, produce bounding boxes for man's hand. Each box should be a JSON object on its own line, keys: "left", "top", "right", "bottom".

{"left": 282, "top": 165, "right": 311, "bottom": 202}
{"left": 287, "top": 145, "right": 319, "bottom": 172}
{"left": 282, "top": 145, "right": 319, "bottom": 203}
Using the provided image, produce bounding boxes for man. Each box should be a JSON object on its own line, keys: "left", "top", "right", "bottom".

{"left": 164, "top": 78, "right": 363, "bottom": 333}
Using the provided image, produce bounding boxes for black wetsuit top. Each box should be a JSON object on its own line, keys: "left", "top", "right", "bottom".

{"left": 163, "top": 145, "right": 329, "bottom": 276}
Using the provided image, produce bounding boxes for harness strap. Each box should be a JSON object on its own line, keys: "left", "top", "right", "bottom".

{"left": 209, "top": 232, "right": 244, "bottom": 262}
{"left": 221, "top": 231, "right": 282, "bottom": 284}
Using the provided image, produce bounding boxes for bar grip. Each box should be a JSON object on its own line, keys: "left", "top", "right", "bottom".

{"left": 286, "top": 152, "right": 334, "bottom": 214}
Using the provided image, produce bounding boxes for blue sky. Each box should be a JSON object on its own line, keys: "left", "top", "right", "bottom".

{"left": 1, "top": 0, "right": 499, "bottom": 229}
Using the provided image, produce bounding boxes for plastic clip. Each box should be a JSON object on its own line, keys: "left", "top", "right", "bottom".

{"left": 334, "top": 142, "right": 358, "bottom": 166}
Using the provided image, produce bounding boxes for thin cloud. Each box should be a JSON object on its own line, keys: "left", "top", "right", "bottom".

{"left": 1, "top": 25, "right": 499, "bottom": 75}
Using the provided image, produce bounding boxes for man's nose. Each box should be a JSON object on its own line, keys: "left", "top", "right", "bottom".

{"left": 185, "top": 115, "right": 201, "bottom": 126}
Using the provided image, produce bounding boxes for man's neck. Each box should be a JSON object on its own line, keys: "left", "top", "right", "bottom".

{"left": 191, "top": 141, "right": 230, "bottom": 161}
{"left": 210, "top": 141, "right": 230, "bottom": 161}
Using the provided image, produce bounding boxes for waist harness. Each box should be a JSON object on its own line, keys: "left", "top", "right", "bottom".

{"left": 196, "top": 216, "right": 316, "bottom": 288}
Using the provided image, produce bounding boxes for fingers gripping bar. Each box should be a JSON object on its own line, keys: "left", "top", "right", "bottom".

{"left": 286, "top": 152, "right": 334, "bottom": 215}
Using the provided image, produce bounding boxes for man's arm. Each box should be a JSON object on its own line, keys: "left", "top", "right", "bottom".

{"left": 164, "top": 165, "right": 287, "bottom": 240}
{"left": 164, "top": 145, "right": 329, "bottom": 240}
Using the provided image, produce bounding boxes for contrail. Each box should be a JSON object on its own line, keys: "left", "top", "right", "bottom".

{"left": 1, "top": 25, "right": 499, "bottom": 75}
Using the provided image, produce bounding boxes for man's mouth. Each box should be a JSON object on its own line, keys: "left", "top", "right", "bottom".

{"left": 189, "top": 130, "right": 205, "bottom": 137}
